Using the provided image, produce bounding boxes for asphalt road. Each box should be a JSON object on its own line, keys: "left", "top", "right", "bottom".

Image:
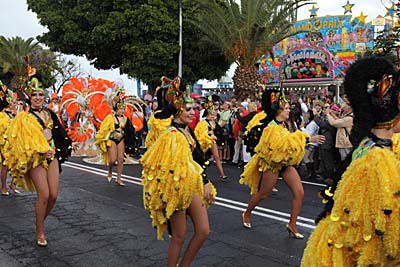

{"left": 0, "top": 157, "right": 326, "bottom": 267}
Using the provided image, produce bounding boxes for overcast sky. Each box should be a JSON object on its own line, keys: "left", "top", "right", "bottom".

{"left": 0, "top": 0, "right": 393, "bottom": 93}
{"left": 297, "top": 0, "right": 389, "bottom": 20}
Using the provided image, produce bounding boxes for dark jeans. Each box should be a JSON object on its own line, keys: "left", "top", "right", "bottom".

{"left": 319, "top": 148, "right": 335, "bottom": 179}
{"left": 134, "top": 129, "right": 144, "bottom": 157}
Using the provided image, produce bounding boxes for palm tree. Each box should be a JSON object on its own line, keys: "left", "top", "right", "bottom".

{"left": 191, "top": 0, "right": 312, "bottom": 99}
{"left": 0, "top": 36, "right": 39, "bottom": 92}
{"left": 0, "top": 36, "right": 63, "bottom": 96}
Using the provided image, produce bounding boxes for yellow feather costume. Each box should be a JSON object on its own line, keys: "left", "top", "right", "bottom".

{"left": 95, "top": 114, "right": 115, "bottom": 165}
{"left": 141, "top": 127, "right": 208, "bottom": 240}
{"left": 144, "top": 113, "right": 173, "bottom": 149}
{"left": 0, "top": 112, "right": 11, "bottom": 165}
{"left": 244, "top": 111, "right": 267, "bottom": 135}
{"left": 194, "top": 120, "right": 215, "bottom": 153}
{"left": 239, "top": 124, "right": 308, "bottom": 195}
{"left": 3, "top": 112, "right": 50, "bottom": 192}
{"left": 301, "top": 148, "right": 400, "bottom": 267}
{"left": 392, "top": 133, "right": 400, "bottom": 158}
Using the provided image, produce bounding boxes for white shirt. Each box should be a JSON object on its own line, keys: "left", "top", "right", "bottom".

{"left": 301, "top": 120, "right": 319, "bottom": 146}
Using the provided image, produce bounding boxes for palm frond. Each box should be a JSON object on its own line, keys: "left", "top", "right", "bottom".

{"left": 0, "top": 36, "right": 40, "bottom": 76}
{"left": 190, "top": 0, "right": 314, "bottom": 99}
{"left": 191, "top": 0, "right": 313, "bottom": 65}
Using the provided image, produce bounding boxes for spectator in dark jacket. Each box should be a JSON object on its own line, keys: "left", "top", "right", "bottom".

{"left": 314, "top": 102, "right": 337, "bottom": 184}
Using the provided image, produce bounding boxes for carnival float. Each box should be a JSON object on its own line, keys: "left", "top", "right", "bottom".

{"left": 61, "top": 77, "right": 144, "bottom": 164}
{"left": 258, "top": 0, "right": 399, "bottom": 101}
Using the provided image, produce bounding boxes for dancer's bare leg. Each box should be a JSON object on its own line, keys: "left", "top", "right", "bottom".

{"left": 180, "top": 195, "right": 209, "bottom": 267}
{"left": 167, "top": 210, "right": 187, "bottom": 267}
{"left": 211, "top": 144, "right": 225, "bottom": 177}
{"left": 1, "top": 165, "right": 7, "bottom": 193}
{"left": 30, "top": 166, "right": 50, "bottom": 241}
{"left": 281, "top": 166, "right": 304, "bottom": 233}
{"left": 243, "top": 170, "right": 279, "bottom": 224}
{"left": 107, "top": 141, "right": 117, "bottom": 179}
{"left": 116, "top": 140, "right": 125, "bottom": 183}
{"left": 44, "top": 159, "right": 59, "bottom": 218}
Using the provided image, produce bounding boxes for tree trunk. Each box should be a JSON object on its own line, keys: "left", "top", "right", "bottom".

{"left": 232, "top": 65, "right": 260, "bottom": 101}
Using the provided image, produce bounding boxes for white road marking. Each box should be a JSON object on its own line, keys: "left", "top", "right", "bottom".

{"left": 64, "top": 161, "right": 317, "bottom": 229}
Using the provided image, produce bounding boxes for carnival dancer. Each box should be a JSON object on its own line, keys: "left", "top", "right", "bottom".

{"left": 302, "top": 57, "right": 400, "bottom": 266}
{"left": 0, "top": 82, "right": 20, "bottom": 195}
{"left": 95, "top": 88, "right": 139, "bottom": 186}
{"left": 61, "top": 77, "right": 111, "bottom": 157}
{"left": 240, "top": 90, "right": 324, "bottom": 238}
{"left": 4, "top": 68, "right": 71, "bottom": 247}
{"left": 141, "top": 76, "right": 216, "bottom": 267}
{"left": 194, "top": 97, "right": 228, "bottom": 180}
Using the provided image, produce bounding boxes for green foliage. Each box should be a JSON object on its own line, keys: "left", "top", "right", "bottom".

{"left": 27, "top": 0, "right": 231, "bottom": 90}
{"left": 189, "top": 0, "right": 312, "bottom": 99}
{"left": 368, "top": 1, "right": 400, "bottom": 64}
{"left": 0, "top": 36, "right": 39, "bottom": 77}
{"left": 0, "top": 36, "right": 58, "bottom": 92}
{"left": 190, "top": 0, "right": 313, "bottom": 66}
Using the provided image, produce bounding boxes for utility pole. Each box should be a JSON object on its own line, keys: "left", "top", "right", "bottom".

{"left": 137, "top": 79, "right": 141, "bottom": 97}
{"left": 178, "top": 2, "right": 183, "bottom": 77}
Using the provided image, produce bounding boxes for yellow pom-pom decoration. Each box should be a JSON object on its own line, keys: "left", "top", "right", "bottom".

{"left": 0, "top": 112, "right": 11, "bottom": 166}
{"left": 302, "top": 148, "right": 400, "bottom": 266}
{"left": 145, "top": 113, "right": 173, "bottom": 149}
{"left": 240, "top": 125, "right": 308, "bottom": 195}
{"left": 3, "top": 112, "right": 50, "bottom": 192}
{"left": 95, "top": 114, "right": 115, "bottom": 165}
{"left": 194, "top": 120, "right": 215, "bottom": 153}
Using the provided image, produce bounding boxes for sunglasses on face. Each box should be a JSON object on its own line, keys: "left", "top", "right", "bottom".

{"left": 31, "top": 92, "right": 44, "bottom": 97}
{"left": 185, "top": 107, "right": 194, "bottom": 112}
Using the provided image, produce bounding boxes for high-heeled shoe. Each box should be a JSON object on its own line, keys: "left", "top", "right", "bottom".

{"left": 9, "top": 185, "right": 21, "bottom": 194}
{"left": 1, "top": 191, "right": 9, "bottom": 196}
{"left": 220, "top": 175, "right": 228, "bottom": 181}
{"left": 36, "top": 238, "right": 48, "bottom": 247}
{"left": 115, "top": 181, "right": 125, "bottom": 187}
{"left": 242, "top": 213, "right": 252, "bottom": 229}
{"left": 107, "top": 175, "right": 112, "bottom": 183}
{"left": 285, "top": 224, "right": 304, "bottom": 239}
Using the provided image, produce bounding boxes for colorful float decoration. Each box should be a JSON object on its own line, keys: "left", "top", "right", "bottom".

{"left": 280, "top": 45, "right": 335, "bottom": 82}
{"left": 61, "top": 77, "right": 115, "bottom": 156}
{"left": 258, "top": 1, "right": 389, "bottom": 84}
